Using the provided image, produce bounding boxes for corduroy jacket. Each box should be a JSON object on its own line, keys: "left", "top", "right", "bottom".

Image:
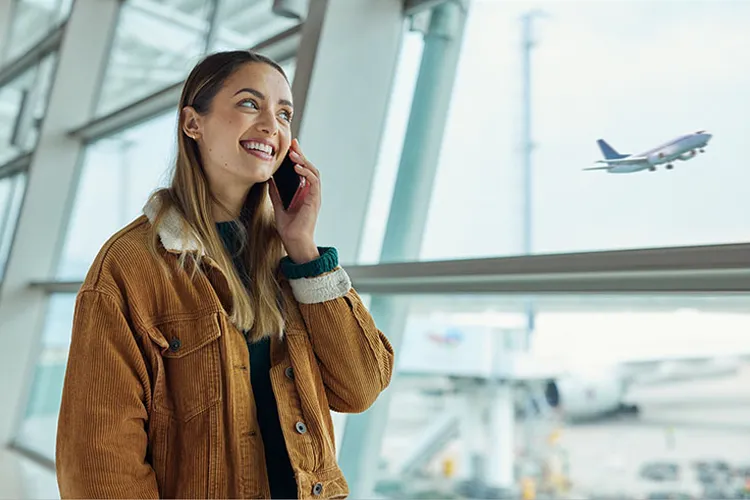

{"left": 55, "top": 201, "right": 394, "bottom": 499}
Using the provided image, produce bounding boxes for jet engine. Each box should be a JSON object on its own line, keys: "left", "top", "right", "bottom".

{"left": 544, "top": 371, "right": 632, "bottom": 421}
{"left": 678, "top": 150, "right": 697, "bottom": 160}
{"left": 647, "top": 153, "right": 664, "bottom": 165}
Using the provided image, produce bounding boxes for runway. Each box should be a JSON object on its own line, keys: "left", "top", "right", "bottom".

{"left": 552, "top": 365, "right": 750, "bottom": 498}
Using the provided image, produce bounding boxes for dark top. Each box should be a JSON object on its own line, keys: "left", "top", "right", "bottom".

{"left": 216, "top": 221, "right": 297, "bottom": 499}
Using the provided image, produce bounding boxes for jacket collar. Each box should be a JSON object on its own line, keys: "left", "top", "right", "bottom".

{"left": 143, "top": 196, "right": 204, "bottom": 255}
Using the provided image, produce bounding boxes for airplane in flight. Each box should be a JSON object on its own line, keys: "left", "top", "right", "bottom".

{"left": 584, "top": 130, "right": 713, "bottom": 173}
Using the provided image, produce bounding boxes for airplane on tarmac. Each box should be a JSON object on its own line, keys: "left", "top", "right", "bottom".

{"left": 385, "top": 316, "right": 750, "bottom": 493}
{"left": 584, "top": 130, "right": 713, "bottom": 173}
{"left": 397, "top": 318, "right": 749, "bottom": 421}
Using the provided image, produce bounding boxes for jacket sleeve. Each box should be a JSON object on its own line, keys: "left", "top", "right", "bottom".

{"left": 282, "top": 248, "right": 394, "bottom": 413}
{"left": 56, "top": 289, "right": 159, "bottom": 499}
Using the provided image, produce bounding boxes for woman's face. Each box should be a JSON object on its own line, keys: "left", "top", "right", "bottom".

{"left": 182, "top": 62, "right": 294, "bottom": 194}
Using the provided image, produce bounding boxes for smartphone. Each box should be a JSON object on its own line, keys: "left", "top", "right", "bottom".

{"left": 272, "top": 151, "right": 307, "bottom": 211}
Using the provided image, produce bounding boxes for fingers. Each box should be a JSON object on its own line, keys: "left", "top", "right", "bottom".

{"left": 287, "top": 138, "right": 321, "bottom": 206}
{"left": 289, "top": 140, "right": 320, "bottom": 179}
{"left": 294, "top": 163, "right": 320, "bottom": 199}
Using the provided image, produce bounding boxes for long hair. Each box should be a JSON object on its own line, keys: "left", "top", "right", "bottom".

{"left": 147, "top": 51, "right": 288, "bottom": 341}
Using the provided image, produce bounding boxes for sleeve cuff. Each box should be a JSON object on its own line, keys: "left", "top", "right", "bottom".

{"left": 280, "top": 246, "right": 339, "bottom": 280}
{"left": 288, "top": 267, "right": 352, "bottom": 304}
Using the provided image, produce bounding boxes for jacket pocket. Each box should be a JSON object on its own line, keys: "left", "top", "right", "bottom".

{"left": 148, "top": 313, "right": 222, "bottom": 422}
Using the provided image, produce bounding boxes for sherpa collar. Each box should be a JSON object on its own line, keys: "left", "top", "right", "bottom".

{"left": 143, "top": 197, "right": 203, "bottom": 255}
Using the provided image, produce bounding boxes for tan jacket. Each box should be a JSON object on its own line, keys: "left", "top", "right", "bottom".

{"left": 55, "top": 203, "right": 394, "bottom": 499}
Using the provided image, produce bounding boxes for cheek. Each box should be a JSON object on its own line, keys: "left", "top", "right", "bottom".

{"left": 279, "top": 132, "right": 292, "bottom": 156}
{"left": 205, "top": 113, "right": 246, "bottom": 145}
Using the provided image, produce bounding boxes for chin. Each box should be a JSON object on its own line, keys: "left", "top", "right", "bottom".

{"left": 242, "top": 161, "right": 275, "bottom": 183}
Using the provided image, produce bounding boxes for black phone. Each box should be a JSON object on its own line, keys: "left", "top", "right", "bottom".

{"left": 272, "top": 152, "right": 302, "bottom": 210}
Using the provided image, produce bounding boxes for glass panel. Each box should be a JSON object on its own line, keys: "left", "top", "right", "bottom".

{"left": 369, "top": 293, "right": 750, "bottom": 499}
{"left": 4, "top": 0, "right": 71, "bottom": 61}
{"left": 0, "top": 173, "right": 27, "bottom": 280}
{"left": 95, "top": 0, "right": 214, "bottom": 116}
{"left": 209, "top": 0, "right": 299, "bottom": 52}
{"left": 57, "top": 111, "right": 177, "bottom": 279}
{"left": 14, "top": 293, "right": 76, "bottom": 461}
{"left": 358, "top": 25, "right": 424, "bottom": 265}
{"left": 372, "top": 1, "right": 750, "bottom": 263}
{"left": 0, "top": 53, "right": 57, "bottom": 165}
{"left": 96, "top": 0, "right": 300, "bottom": 116}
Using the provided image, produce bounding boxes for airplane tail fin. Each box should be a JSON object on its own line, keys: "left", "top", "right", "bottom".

{"left": 597, "top": 139, "right": 628, "bottom": 160}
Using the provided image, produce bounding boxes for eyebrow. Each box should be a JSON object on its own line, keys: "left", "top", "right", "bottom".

{"left": 233, "top": 87, "right": 293, "bottom": 108}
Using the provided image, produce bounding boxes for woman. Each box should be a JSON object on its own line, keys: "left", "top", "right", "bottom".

{"left": 55, "top": 50, "right": 394, "bottom": 499}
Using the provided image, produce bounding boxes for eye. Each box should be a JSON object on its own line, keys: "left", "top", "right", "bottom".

{"left": 239, "top": 99, "right": 258, "bottom": 109}
{"left": 279, "top": 110, "right": 293, "bottom": 123}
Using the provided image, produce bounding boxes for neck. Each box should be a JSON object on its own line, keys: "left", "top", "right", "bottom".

{"left": 211, "top": 183, "right": 253, "bottom": 222}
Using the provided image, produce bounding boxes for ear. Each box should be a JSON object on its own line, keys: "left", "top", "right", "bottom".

{"left": 181, "top": 106, "right": 202, "bottom": 140}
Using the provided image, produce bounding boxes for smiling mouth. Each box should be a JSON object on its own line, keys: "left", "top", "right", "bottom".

{"left": 240, "top": 140, "right": 276, "bottom": 160}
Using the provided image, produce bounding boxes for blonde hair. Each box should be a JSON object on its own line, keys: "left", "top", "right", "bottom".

{"left": 147, "top": 51, "right": 289, "bottom": 341}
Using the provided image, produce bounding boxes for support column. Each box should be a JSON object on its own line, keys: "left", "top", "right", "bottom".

{"left": 292, "top": 0, "right": 405, "bottom": 264}
{"left": 0, "top": 0, "right": 120, "bottom": 445}
{"left": 458, "top": 390, "right": 486, "bottom": 482}
{"left": 337, "top": 1, "right": 468, "bottom": 497}
{"left": 487, "top": 383, "right": 515, "bottom": 490}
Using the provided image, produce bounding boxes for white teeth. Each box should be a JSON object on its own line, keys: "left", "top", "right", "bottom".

{"left": 243, "top": 141, "right": 274, "bottom": 155}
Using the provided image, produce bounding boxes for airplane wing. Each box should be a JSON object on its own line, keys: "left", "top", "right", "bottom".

{"left": 594, "top": 156, "right": 648, "bottom": 165}
{"left": 583, "top": 166, "right": 612, "bottom": 171}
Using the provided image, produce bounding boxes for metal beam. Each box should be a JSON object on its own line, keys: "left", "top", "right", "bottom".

{"left": 0, "top": 23, "right": 64, "bottom": 88}
{"left": 67, "top": 25, "right": 302, "bottom": 143}
{"left": 27, "top": 243, "right": 750, "bottom": 295}
{"left": 343, "top": 242, "right": 750, "bottom": 284}
{"left": 28, "top": 281, "right": 81, "bottom": 294}
{"left": 352, "top": 270, "right": 750, "bottom": 294}
{"left": 27, "top": 273, "right": 750, "bottom": 296}
{"left": 404, "top": 0, "right": 450, "bottom": 17}
{"left": 0, "top": 153, "right": 31, "bottom": 180}
{"left": 272, "top": 0, "right": 308, "bottom": 20}
{"left": 345, "top": 242, "right": 750, "bottom": 294}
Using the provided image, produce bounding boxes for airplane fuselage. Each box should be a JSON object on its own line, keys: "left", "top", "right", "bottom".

{"left": 606, "top": 132, "right": 712, "bottom": 173}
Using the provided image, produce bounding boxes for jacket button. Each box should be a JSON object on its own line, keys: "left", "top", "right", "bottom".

{"left": 295, "top": 421, "right": 307, "bottom": 434}
{"left": 285, "top": 366, "right": 294, "bottom": 380}
{"left": 312, "top": 482, "right": 323, "bottom": 496}
{"left": 169, "top": 337, "right": 181, "bottom": 352}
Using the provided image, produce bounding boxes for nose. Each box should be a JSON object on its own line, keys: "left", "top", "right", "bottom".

{"left": 703, "top": 133, "right": 712, "bottom": 141}
{"left": 256, "top": 110, "right": 278, "bottom": 135}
